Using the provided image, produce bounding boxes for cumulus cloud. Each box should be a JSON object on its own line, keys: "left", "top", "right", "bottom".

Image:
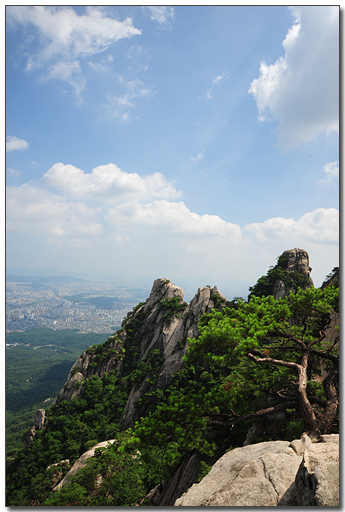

{"left": 7, "top": 6, "right": 141, "bottom": 102}
{"left": 42, "top": 162, "right": 181, "bottom": 202}
{"left": 106, "top": 199, "right": 242, "bottom": 239}
{"left": 6, "top": 183, "right": 102, "bottom": 242}
{"left": 244, "top": 208, "right": 338, "bottom": 244}
{"left": 318, "top": 161, "right": 339, "bottom": 184}
{"left": 249, "top": 6, "right": 339, "bottom": 149}
{"left": 146, "top": 6, "right": 175, "bottom": 26}
{"left": 6, "top": 136, "right": 29, "bottom": 152}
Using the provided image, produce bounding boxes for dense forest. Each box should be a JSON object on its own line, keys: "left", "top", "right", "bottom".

{"left": 6, "top": 329, "right": 114, "bottom": 456}
{"left": 6, "top": 258, "right": 339, "bottom": 506}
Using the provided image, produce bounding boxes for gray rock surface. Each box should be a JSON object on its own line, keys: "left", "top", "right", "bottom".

{"left": 295, "top": 440, "right": 339, "bottom": 506}
{"left": 282, "top": 248, "right": 312, "bottom": 277}
{"left": 52, "top": 278, "right": 227, "bottom": 430}
{"left": 273, "top": 248, "right": 313, "bottom": 300}
{"left": 24, "top": 426, "right": 36, "bottom": 449}
{"left": 174, "top": 435, "right": 339, "bottom": 507}
{"left": 289, "top": 433, "right": 312, "bottom": 456}
{"left": 119, "top": 280, "right": 226, "bottom": 429}
{"left": 174, "top": 441, "right": 301, "bottom": 507}
{"left": 34, "top": 409, "right": 45, "bottom": 430}
{"left": 273, "top": 279, "right": 286, "bottom": 300}
{"left": 24, "top": 409, "right": 46, "bottom": 448}
{"left": 53, "top": 440, "right": 116, "bottom": 491}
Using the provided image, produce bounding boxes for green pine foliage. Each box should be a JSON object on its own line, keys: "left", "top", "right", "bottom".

{"left": 248, "top": 254, "right": 312, "bottom": 299}
{"left": 6, "top": 266, "right": 339, "bottom": 507}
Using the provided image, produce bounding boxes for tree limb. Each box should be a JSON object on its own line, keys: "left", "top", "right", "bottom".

{"left": 309, "top": 348, "right": 338, "bottom": 364}
{"left": 247, "top": 352, "right": 300, "bottom": 372}
{"left": 308, "top": 331, "right": 326, "bottom": 348}
{"left": 228, "top": 400, "right": 298, "bottom": 427}
{"left": 207, "top": 400, "right": 299, "bottom": 430}
{"left": 309, "top": 396, "right": 327, "bottom": 407}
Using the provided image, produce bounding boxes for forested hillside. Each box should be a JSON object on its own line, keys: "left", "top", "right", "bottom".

{"left": 6, "top": 250, "right": 339, "bottom": 506}
{"left": 6, "top": 329, "right": 112, "bottom": 456}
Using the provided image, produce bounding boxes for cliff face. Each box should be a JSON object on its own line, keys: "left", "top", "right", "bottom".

{"left": 53, "top": 278, "right": 226, "bottom": 429}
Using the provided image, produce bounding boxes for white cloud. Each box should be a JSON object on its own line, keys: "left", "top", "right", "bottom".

{"left": 249, "top": 6, "right": 339, "bottom": 149}
{"left": 244, "top": 208, "right": 338, "bottom": 244}
{"left": 203, "top": 73, "right": 229, "bottom": 100}
{"left": 6, "top": 136, "right": 29, "bottom": 152}
{"left": 7, "top": 6, "right": 141, "bottom": 102}
{"left": 106, "top": 199, "right": 242, "bottom": 239}
{"left": 88, "top": 61, "right": 110, "bottom": 73}
{"left": 6, "top": 183, "right": 102, "bottom": 243}
{"left": 146, "top": 6, "right": 175, "bottom": 26}
{"left": 42, "top": 162, "right": 181, "bottom": 202}
{"left": 6, "top": 168, "right": 23, "bottom": 178}
{"left": 105, "top": 78, "right": 154, "bottom": 120}
{"left": 212, "top": 73, "right": 229, "bottom": 84}
{"left": 190, "top": 150, "right": 205, "bottom": 164}
{"left": 318, "top": 161, "right": 339, "bottom": 184}
{"left": 40, "top": 61, "right": 86, "bottom": 105}
{"left": 7, "top": 6, "right": 141, "bottom": 67}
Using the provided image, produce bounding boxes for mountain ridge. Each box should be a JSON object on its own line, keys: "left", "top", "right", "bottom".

{"left": 6, "top": 248, "right": 339, "bottom": 506}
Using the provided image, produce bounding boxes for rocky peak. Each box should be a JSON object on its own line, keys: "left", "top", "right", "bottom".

{"left": 120, "top": 282, "right": 226, "bottom": 430}
{"left": 281, "top": 248, "right": 312, "bottom": 277}
{"left": 144, "top": 278, "right": 184, "bottom": 310}
{"left": 52, "top": 279, "right": 227, "bottom": 431}
{"left": 273, "top": 248, "right": 313, "bottom": 300}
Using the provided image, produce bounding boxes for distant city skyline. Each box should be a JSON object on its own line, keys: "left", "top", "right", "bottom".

{"left": 6, "top": 275, "right": 144, "bottom": 333}
{"left": 6, "top": 5, "right": 339, "bottom": 291}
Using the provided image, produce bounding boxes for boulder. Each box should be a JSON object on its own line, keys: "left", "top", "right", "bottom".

{"left": 174, "top": 441, "right": 302, "bottom": 506}
{"left": 174, "top": 435, "right": 339, "bottom": 507}
{"left": 295, "top": 439, "right": 339, "bottom": 506}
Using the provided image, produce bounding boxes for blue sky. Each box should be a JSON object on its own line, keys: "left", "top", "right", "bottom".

{"left": 5, "top": 5, "right": 339, "bottom": 298}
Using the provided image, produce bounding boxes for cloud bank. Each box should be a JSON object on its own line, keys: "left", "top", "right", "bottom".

{"left": 7, "top": 162, "right": 338, "bottom": 267}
